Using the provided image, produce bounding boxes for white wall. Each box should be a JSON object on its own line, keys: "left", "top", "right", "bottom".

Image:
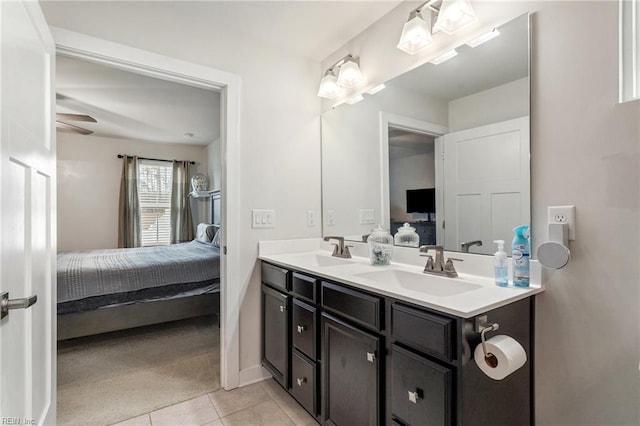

{"left": 389, "top": 145, "right": 435, "bottom": 222}
{"left": 57, "top": 133, "right": 208, "bottom": 251}
{"left": 323, "top": 1, "right": 640, "bottom": 424}
{"left": 41, "top": 1, "right": 322, "bottom": 377}
{"left": 448, "top": 77, "right": 529, "bottom": 131}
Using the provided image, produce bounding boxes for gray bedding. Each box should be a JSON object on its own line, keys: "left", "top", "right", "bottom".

{"left": 57, "top": 240, "right": 221, "bottom": 313}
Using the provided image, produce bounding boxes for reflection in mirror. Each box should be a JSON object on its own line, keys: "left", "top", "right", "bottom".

{"left": 321, "top": 14, "right": 530, "bottom": 255}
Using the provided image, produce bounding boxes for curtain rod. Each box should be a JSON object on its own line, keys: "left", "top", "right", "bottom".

{"left": 117, "top": 154, "right": 196, "bottom": 165}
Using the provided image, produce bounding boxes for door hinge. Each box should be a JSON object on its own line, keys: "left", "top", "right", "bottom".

{"left": 223, "top": 245, "right": 227, "bottom": 255}
{"left": 442, "top": 220, "right": 445, "bottom": 229}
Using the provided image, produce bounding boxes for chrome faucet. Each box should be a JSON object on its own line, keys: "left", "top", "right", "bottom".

{"left": 460, "top": 240, "right": 483, "bottom": 253}
{"left": 323, "top": 236, "right": 352, "bottom": 259}
{"left": 419, "top": 245, "right": 463, "bottom": 278}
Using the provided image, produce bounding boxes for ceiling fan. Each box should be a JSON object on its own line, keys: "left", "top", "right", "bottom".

{"left": 56, "top": 113, "right": 96, "bottom": 135}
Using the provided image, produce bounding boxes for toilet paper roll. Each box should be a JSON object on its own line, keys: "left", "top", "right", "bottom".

{"left": 474, "top": 335, "right": 527, "bottom": 380}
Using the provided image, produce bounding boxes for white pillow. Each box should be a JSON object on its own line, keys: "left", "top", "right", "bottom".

{"left": 196, "top": 223, "right": 219, "bottom": 243}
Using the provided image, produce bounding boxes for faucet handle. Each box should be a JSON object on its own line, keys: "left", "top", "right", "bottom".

{"left": 421, "top": 254, "right": 435, "bottom": 271}
{"left": 342, "top": 245, "right": 353, "bottom": 258}
{"left": 330, "top": 243, "right": 340, "bottom": 256}
{"left": 444, "top": 257, "right": 463, "bottom": 276}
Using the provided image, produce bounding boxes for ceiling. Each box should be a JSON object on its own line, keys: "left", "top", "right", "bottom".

{"left": 47, "top": 1, "right": 403, "bottom": 144}
{"left": 57, "top": 55, "right": 221, "bottom": 145}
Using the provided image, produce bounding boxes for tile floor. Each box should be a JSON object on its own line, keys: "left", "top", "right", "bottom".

{"left": 112, "top": 379, "right": 317, "bottom": 426}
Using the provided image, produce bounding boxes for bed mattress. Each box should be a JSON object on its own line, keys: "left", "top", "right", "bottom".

{"left": 57, "top": 240, "right": 221, "bottom": 314}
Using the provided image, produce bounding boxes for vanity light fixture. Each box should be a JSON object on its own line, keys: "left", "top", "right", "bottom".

{"left": 336, "top": 56, "right": 363, "bottom": 88}
{"left": 345, "top": 94, "right": 364, "bottom": 105}
{"left": 397, "top": 9, "right": 433, "bottom": 54}
{"left": 317, "top": 69, "right": 340, "bottom": 99}
{"left": 466, "top": 28, "right": 500, "bottom": 47}
{"left": 430, "top": 49, "right": 458, "bottom": 65}
{"left": 433, "top": 0, "right": 476, "bottom": 34}
{"left": 317, "top": 54, "right": 364, "bottom": 99}
{"left": 366, "top": 84, "right": 386, "bottom": 95}
{"left": 397, "top": 0, "right": 476, "bottom": 56}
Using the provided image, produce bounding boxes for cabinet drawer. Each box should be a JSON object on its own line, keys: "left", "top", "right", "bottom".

{"left": 292, "top": 272, "right": 317, "bottom": 302}
{"left": 291, "top": 351, "right": 317, "bottom": 416}
{"left": 391, "top": 344, "right": 452, "bottom": 426}
{"left": 321, "top": 281, "right": 383, "bottom": 331}
{"left": 392, "top": 303, "right": 455, "bottom": 361}
{"left": 262, "top": 262, "right": 289, "bottom": 292}
{"left": 292, "top": 299, "right": 317, "bottom": 359}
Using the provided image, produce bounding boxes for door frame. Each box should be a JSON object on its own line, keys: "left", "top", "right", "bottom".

{"left": 51, "top": 27, "right": 242, "bottom": 389}
{"left": 379, "top": 112, "right": 448, "bottom": 244}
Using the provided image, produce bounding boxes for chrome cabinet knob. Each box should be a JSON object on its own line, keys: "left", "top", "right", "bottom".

{"left": 296, "top": 325, "right": 306, "bottom": 333}
{"left": 366, "top": 352, "right": 376, "bottom": 363}
{"left": 408, "top": 389, "right": 423, "bottom": 403}
{"left": 279, "top": 305, "right": 285, "bottom": 313}
{"left": 296, "top": 377, "right": 307, "bottom": 387}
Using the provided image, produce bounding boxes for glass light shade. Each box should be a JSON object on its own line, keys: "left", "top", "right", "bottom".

{"left": 336, "top": 59, "right": 363, "bottom": 88}
{"left": 397, "top": 14, "right": 432, "bottom": 54}
{"left": 434, "top": 0, "right": 475, "bottom": 34}
{"left": 317, "top": 72, "right": 340, "bottom": 99}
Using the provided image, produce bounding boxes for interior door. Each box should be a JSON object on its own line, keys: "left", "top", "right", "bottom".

{"left": 443, "top": 117, "right": 529, "bottom": 255}
{"left": 0, "top": 1, "right": 56, "bottom": 423}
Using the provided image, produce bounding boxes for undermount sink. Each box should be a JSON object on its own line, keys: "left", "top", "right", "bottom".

{"left": 352, "top": 269, "right": 482, "bottom": 297}
{"left": 286, "top": 253, "right": 354, "bottom": 268}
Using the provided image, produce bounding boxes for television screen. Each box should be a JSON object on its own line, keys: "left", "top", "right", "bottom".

{"left": 406, "top": 188, "right": 435, "bottom": 213}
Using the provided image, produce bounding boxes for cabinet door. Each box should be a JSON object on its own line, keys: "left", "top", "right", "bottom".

{"left": 391, "top": 344, "right": 452, "bottom": 426}
{"left": 322, "top": 314, "right": 381, "bottom": 426}
{"left": 262, "top": 284, "right": 290, "bottom": 388}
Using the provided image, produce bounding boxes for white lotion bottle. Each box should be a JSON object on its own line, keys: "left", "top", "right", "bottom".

{"left": 494, "top": 240, "right": 508, "bottom": 287}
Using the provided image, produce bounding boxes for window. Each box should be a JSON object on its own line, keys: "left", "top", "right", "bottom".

{"left": 138, "top": 160, "right": 173, "bottom": 246}
{"left": 620, "top": 0, "right": 640, "bottom": 102}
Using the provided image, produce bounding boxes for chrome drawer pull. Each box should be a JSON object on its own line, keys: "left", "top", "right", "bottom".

{"left": 366, "top": 352, "right": 376, "bottom": 363}
{"left": 279, "top": 305, "right": 286, "bottom": 313}
{"left": 296, "top": 377, "right": 307, "bottom": 387}
{"left": 296, "top": 325, "right": 306, "bottom": 333}
{"left": 408, "top": 389, "right": 423, "bottom": 403}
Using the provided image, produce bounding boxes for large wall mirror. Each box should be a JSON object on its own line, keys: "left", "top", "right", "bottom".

{"left": 321, "top": 13, "right": 530, "bottom": 255}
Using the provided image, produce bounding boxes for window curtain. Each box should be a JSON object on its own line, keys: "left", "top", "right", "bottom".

{"left": 118, "top": 155, "right": 142, "bottom": 248}
{"left": 170, "top": 160, "right": 194, "bottom": 244}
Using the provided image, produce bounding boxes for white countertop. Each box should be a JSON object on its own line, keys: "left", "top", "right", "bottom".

{"left": 258, "top": 239, "right": 544, "bottom": 319}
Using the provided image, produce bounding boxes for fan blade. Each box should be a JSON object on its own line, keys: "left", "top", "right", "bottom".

{"left": 56, "top": 121, "right": 93, "bottom": 135}
{"left": 56, "top": 113, "right": 97, "bottom": 123}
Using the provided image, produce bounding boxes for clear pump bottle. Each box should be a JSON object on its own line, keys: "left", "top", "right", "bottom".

{"left": 493, "top": 240, "right": 508, "bottom": 287}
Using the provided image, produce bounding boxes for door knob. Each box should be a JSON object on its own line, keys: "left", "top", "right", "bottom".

{"left": 1, "top": 292, "right": 38, "bottom": 319}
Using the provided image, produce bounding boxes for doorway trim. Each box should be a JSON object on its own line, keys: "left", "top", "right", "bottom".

{"left": 52, "top": 27, "right": 241, "bottom": 389}
{"left": 379, "top": 111, "right": 448, "bottom": 240}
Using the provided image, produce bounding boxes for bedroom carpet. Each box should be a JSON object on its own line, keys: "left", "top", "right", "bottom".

{"left": 57, "top": 315, "right": 220, "bottom": 426}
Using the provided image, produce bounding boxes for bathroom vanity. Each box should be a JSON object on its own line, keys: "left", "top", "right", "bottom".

{"left": 259, "top": 244, "right": 543, "bottom": 426}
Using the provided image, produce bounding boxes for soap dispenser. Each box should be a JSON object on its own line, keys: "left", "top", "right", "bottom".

{"left": 394, "top": 223, "right": 420, "bottom": 247}
{"left": 493, "top": 240, "right": 508, "bottom": 287}
{"left": 367, "top": 225, "right": 393, "bottom": 266}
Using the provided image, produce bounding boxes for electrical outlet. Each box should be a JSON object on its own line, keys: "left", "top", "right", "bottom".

{"left": 548, "top": 205, "right": 575, "bottom": 240}
{"left": 327, "top": 210, "right": 335, "bottom": 226}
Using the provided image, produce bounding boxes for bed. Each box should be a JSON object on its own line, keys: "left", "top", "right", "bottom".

{"left": 57, "top": 192, "right": 222, "bottom": 340}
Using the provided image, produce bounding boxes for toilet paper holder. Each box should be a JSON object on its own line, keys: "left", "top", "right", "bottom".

{"left": 475, "top": 315, "right": 500, "bottom": 360}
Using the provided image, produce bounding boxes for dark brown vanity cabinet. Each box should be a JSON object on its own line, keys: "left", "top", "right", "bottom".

{"left": 322, "top": 314, "right": 381, "bottom": 426}
{"left": 261, "top": 263, "right": 290, "bottom": 388}
{"left": 260, "top": 261, "right": 533, "bottom": 426}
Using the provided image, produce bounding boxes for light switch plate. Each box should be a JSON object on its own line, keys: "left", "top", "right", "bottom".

{"left": 359, "top": 209, "right": 375, "bottom": 225}
{"left": 252, "top": 209, "right": 275, "bottom": 228}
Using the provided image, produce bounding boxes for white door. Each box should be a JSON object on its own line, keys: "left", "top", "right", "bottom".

{"left": 0, "top": 1, "right": 56, "bottom": 424}
{"left": 443, "top": 117, "right": 529, "bottom": 255}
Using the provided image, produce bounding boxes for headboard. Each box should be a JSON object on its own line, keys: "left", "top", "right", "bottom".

{"left": 210, "top": 189, "right": 221, "bottom": 225}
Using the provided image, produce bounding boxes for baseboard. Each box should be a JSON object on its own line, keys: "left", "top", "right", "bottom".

{"left": 238, "top": 365, "right": 272, "bottom": 387}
